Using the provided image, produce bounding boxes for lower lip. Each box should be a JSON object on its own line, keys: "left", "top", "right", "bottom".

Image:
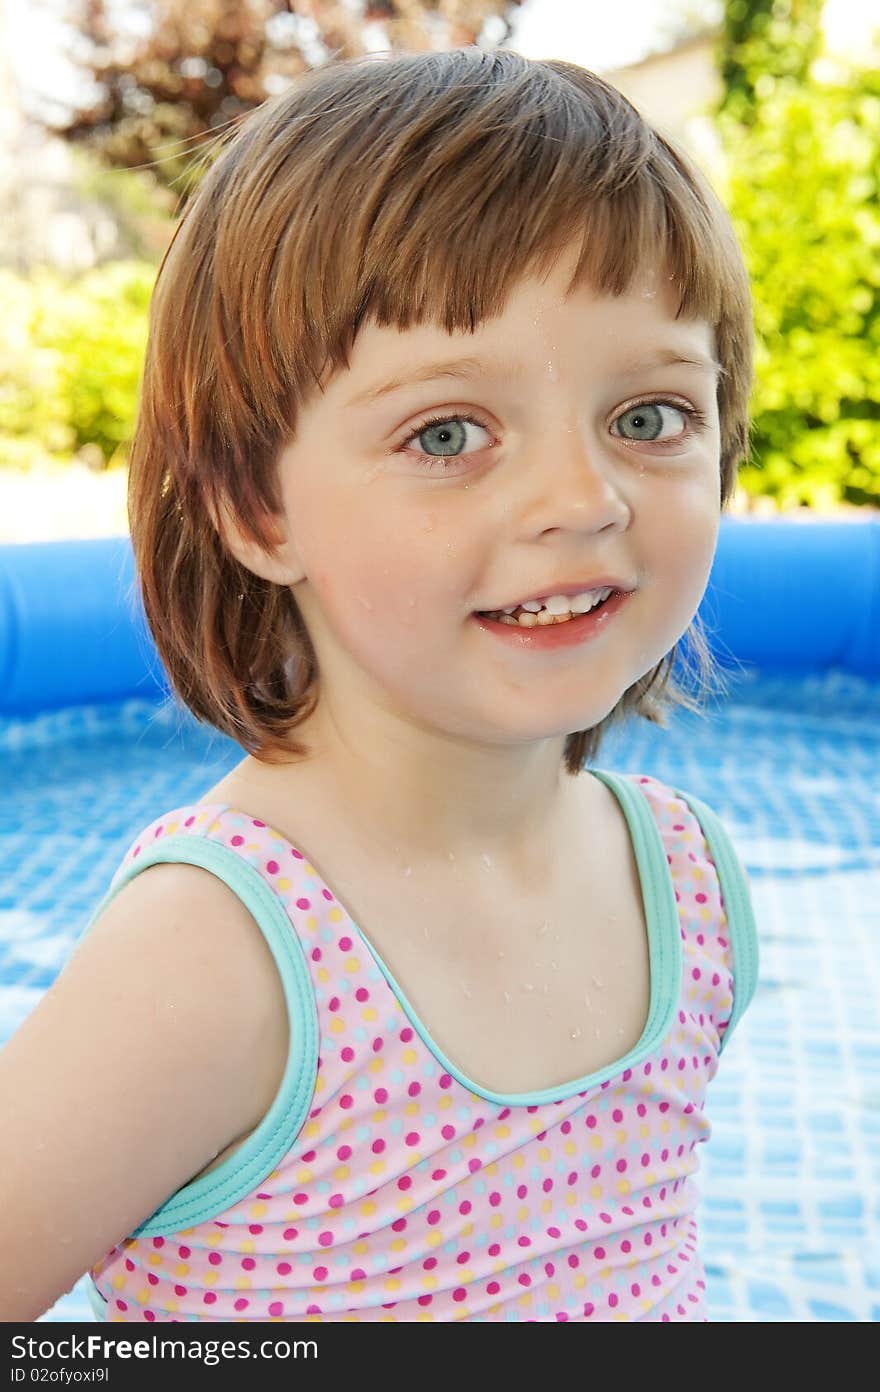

{"left": 471, "top": 590, "right": 633, "bottom": 649}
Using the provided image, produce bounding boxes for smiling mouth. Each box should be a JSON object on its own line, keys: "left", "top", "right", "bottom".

{"left": 477, "top": 589, "right": 618, "bottom": 626}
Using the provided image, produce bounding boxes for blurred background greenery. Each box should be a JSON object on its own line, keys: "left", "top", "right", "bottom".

{"left": 1, "top": 0, "right": 878, "bottom": 531}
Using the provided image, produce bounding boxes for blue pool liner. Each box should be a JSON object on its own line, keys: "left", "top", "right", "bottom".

{"left": 0, "top": 516, "right": 878, "bottom": 714}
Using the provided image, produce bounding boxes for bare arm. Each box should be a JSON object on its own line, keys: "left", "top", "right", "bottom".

{"left": 0, "top": 862, "right": 289, "bottom": 1320}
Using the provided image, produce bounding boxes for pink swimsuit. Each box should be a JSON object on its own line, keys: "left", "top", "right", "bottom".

{"left": 83, "top": 769, "right": 757, "bottom": 1322}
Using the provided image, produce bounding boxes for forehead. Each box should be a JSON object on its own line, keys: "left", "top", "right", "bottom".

{"left": 331, "top": 260, "right": 718, "bottom": 403}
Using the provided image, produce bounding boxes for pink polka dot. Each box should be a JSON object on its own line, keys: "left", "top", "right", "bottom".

{"left": 277, "top": 1262, "right": 291, "bottom": 1276}
{"left": 338, "top": 936, "right": 352, "bottom": 951}
{"left": 266, "top": 860, "right": 279, "bottom": 875}
{"left": 203, "top": 1292, "right": 217, "bottom": 1304}
{"left": 355, "top": 987, "right": 369, "bottom": 1001}
{"left": 313, "top": 1267, "right": 328, "bottom": 1282}
{"left": 282, "top": 1228, "right": 298, "bottom": 1241}
{"left": 234, "top": 1298, "right": 249, "bottom": 1311}
{"left": 339, "top": 1094, "right": 353, "bottom": 1109}
{"left": 452, "top": 1288, "right": 467, "bottom": 1302}
{"left": 318, "top": 1232, "right": 334, "bottom": 1247}
{"left": 268, "top": 1301, "right": 284, "bottom": 1316}
{"left": 405, "top": 1131, "right": 420, "bottom": 1146}
{"left": 487, "top": 1281, "right": 500, "bottom": 1295}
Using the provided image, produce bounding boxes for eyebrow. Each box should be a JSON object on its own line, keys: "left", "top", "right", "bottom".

{"left": 346, "top": 347, "right": 723, "bottom": 407}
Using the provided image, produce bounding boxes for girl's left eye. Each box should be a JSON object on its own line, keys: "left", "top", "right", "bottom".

{"left": 611, "top": 400, "right": 704, "bottom": 444}
{"left": 397, "top": 414, "right": 493, "bottom": 467}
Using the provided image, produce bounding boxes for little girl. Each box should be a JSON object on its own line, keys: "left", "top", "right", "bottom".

{"left": 1, "top": 47, "right": 759, "bottom": 1323}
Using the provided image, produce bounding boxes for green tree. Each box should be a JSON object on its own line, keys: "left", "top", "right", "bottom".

{"left": 716, "top": 62, "right": 880, "bottom": 507}
{"left": 716, "top": 0, "right": 824, "bottom": 125}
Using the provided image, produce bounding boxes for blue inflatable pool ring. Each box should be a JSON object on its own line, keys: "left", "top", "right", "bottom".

{"left": 0, "top": 518, "right": 877, "bottom": 716}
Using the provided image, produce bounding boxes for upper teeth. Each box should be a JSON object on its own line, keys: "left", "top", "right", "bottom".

{"left": 501, "top": 588, "right": 613, "bottom": 616}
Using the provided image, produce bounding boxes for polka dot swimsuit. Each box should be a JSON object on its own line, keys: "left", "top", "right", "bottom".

{"left": 85, "top": 771, "right": 758, "bottom": 1322}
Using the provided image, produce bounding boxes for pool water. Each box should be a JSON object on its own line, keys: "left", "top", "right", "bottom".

{"left": 1, "top": 665, "right": 878, "bottom": 1323}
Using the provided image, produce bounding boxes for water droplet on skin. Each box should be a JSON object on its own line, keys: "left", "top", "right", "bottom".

{"left": 423, "top": 923, "right": 430, "bottom": 940}
{"left": 521, "top": 982, "right": 535, "bottom": 992}
{"left": 541, "top": 982, "right": 549, "bottom": 994}
{"left": 502, "top": 989, "right": 512, "bottom": 1004}
{"left": 547, "top": 358, "right": 558, "bottom": 380}
{"left": 420, "top": 514, "right": 437, "bottom": 533}
{"left": 549, "top": 960, "right": 558, "bottom": 970}
{"left": 537, "top": 921, "right": 550, "bottom": 937}
{"left": 481, "top": 852, "right": 493, "bottom": 870}
{"left": 570, "top": 1025, "right": 582, "bottom": 1040}
{"left": 401, "top": 865, "right": 412, "bottom": 877}
{"left": 594, "top": 1027, "right": 601, "bottom": 1038}
{"left": 591, "top": 975, "right": 604, "bottom": 990}
{"left": 356, "top": 594, "right": 374, "bottom": 612}
{"left": 642, "top": 289, "right": 657, "bottom": 300}
{"left": 448, "top": 851, "right": 456, "bottom": 862}
{"left": 460, "top": 981, "right": 472, "bottom": 998}
{"left": 584, "top": 991, "right": 592, "bottom": 1010}
{"left": 497, "top": 950, "right": 505, "bottom": 959}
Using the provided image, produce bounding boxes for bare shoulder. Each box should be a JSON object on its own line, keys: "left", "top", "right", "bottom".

{"left": 0, "top": 859, "right": 289, "bottom": 1319}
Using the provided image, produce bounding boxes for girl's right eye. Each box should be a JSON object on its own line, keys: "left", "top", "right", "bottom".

{"left": 397, "top": 413, "right": 494, "bottom": 469}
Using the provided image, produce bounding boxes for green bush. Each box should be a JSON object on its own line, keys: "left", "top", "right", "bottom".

{"left": 717, "top": 64, "right": 880, "bottom": 508}
{"left": 0, "top": 260, "right": 155, "bottom": 468}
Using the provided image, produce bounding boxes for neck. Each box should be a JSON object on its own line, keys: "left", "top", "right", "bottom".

{"left": 262, "top": 702, "right": 589, "bottom": 886}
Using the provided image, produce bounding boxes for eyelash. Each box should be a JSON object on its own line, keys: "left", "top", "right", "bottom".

{"left": 396, "top": 399, "right": 709, "bottom": 470}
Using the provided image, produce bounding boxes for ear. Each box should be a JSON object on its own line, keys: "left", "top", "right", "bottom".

{"left": 209, "top": 495, "right": 307, "bottom": 588}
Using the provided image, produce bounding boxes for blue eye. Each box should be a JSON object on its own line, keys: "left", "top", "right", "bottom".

{"left": 613, "top": 400, "right": 703, "bottom": 443}
{"left": 400, "top": 414, "right": 493, "bottom": 465}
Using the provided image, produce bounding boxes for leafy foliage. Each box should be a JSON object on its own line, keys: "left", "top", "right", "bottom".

{"left": 0, "top": 262, "right": 154, "bottom": 468}
{"left": 52, "top": 0, "right": 524, "bottom": 199}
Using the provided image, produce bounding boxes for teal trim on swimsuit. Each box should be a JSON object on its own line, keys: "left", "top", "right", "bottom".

{"left": 76, "top": 821, "right": 319, "bottom": 1239}
{"left": 362, "top": 769, "right": 683, "bottom": 1106}
{"left": 672, "top": 788, "right": 759, "bottom": 1053}
{"left": 83, "top": 771, "right": 755, "bottom": 1246}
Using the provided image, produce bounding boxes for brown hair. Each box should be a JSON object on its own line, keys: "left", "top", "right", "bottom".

{"left": 129, "top": 47, "right": 755, "bottom": 775}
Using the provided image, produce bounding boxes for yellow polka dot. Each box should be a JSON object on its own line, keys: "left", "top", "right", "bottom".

{"left": 334, "top": 1165, "right": 350, "bottom": 1181}
{"left": 328, "top": 906, "right": 344, "bottom": 922}
{"left": 617, "top": 1179, "right": 631, "bottom": 1196}
{"left": 542, "top": 1198, "right": 552, "bottom": 1214}
{"left": 317, "top": 966, "right": 329, "bottom": 983}
{"left": 166, "top": 822, "right": 179, "bottom": 835}
{"left": 112, "top": 1274, "right": 126, "bottom": 1291}
{"left": 371, "top": 1110, "right": 387, "bottom": 1125}
{"left": 347, "top": 1281, "right": 365, "bottom": 1294}
{"left": 276, "top": 877, "right": 292, "bottom": 892}
{"left": 463, "top": 1133, "right": 477, "bottom": 1148}
{"left": 173, "top": 1264, "right": 189, "bottom": 1278}
{"left": 369, "top": 1160, "right": 386, "bottom": 1176}
{"left": 646, "top": 1171, "right": 656, "bottom": 1184}
{"left": 489, "top": 1303, "right": 502, "bottom": 1316}
{"left": 384, "top": 1278, "right": 400, "bottom": 1291}
{"left": 380, "top": 1315, "right": 396, "bottom": 1323}
{"left": 459, "top": 1268, "right": 474, "bottom": 1283}
{"left": 397, "top": 1196, "right": 413, "bottom": 1213}
{"left": 517, "top": 1205, "right": 528, "bottom": 1222}
{"left": 640, "top": 1124, "right": 650, "bottom": 1138}
{"left": 360, "top": 1200, "right": 376, "bottom": 1216}
{"left": 495, "top": 1124, "right": 510, "bottom": 1139}
{"left": 422, "top": 1275, "right": 437, "bottom": 1290}
{"left": 439, "top": 1095, "right": 453, "bottom": 1110}
{"left": 490, "top": 1213, "right": 503, "bottom": 1229}
{"left": 513, "top": 1154, "right": 525, "bottom": 1170}
{"left": 616, "top": 1129, "right": 627, "bottom": 1143}
{"left": 461, "top": 1223, "right": 473, "bottom": 1237}
{"left": 330, "top": 1017, "right": 345, "bottom": 1035}
{"left": 564, "top": 1140, "right": 576, "bottom": 1156}
{"left": 574, "top": 1273, "right": 586, "bottom": 1289}
{"left": 203, "top": 1271, "right": 219, "bottom": 1287}
{"left": 591, "top": 1184, "right": 602, "bottom": 1200}
{"left": 416, "top": 1312, "right": 433, "bottom": 1322}
{"left": 590, "top": 1135, "right": 602, "bottom": 1150}
{"left": 146, "top": 1253, "right": 162, "bottom": 1268}
{"left": 250, "top": 1202, "right": 267, "bottom": 1218}
{"left": 166, "top": 1300, "right": 178, "bottom": 1313}
{"left": 661, "top": 1119, "right": 670, "bottom": 1134}
{"left": 548, "top": 1283, "right": 560, "bottom": 1300}
{"left": 136, "top": 1288, "right": 150, "bottom": 1305}
{"left": 427, "top": 1231, "right": 442, "bottom": 1248}
{"left": 240, "top": 1240, "right": 254, "bottom": 1255}
{"left": 390, "top": 1238, "right": 406, "bottom": 1253}
{"left": 565, "top": 1191, "right": 576, "bottom": 1207}
{"left": 345, "top": 958, "right": 360, "bottom": 973}
{"left": 519, "top": 1292, "right": 532, "bottom": 1307}
{"left": 353, "top": 1241, "right": 368, "bottom": 1255}
{"left": 297, "top": 1169, "right": 313, "bottom": 1183}
{"left": 304, "top": 1121, "right": 319, "bottom": 1139}
{"left": 402, "top": 1048, "right": 418, "bottom": 1064}
{"left": 362, "top": 1007, "right": 377, "bottom": 1022}
{"left": 234, "top": 1277, "right": 252, "bottom": 1291}
{"left": 370, "top": 1057, "right": 384, "bottom": 1072}
{"left": 485, "top": 1162, "right": 498, "bottom": 1176}
{"left": 405, "top": 1101, "right": 419, "bottom": 1116}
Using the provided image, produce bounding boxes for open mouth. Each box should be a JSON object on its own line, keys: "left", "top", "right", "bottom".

{"left": 477, "top": 588, "right": 618, "bottom": 627}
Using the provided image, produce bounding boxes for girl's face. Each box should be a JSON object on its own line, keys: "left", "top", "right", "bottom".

{"left": 258, "top": 247, "right": 722, "bottom": 752}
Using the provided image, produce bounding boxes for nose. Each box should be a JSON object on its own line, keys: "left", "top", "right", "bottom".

{"left": 522, "top": 415, "right": 632, "bottom": 536}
